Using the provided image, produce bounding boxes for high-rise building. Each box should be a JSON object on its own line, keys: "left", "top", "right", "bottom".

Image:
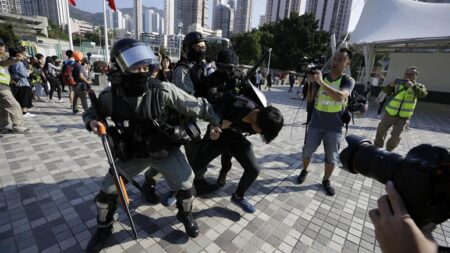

{"left": 143, "top": 9, "right": 154, "bottom": 33}
{"left": 259, "top": 15, "right": 265, "bottom": 27}
{"left": 306, "top": 0, "right": 353, "bottom": 42}
{"left": 0, "top": 0, "right": 21, "bottom": 14}
{"left": 213, "top": 4, "right": 233, "bottom": 38}
{"left": 134, "top": 0, "right": 142, "bottom": 39}
{"left": 18, "top": 0, "right": 68, "bottom": 26}
{"left": 234, "top": 0, "right": 252, "bottom": 33}
{"left": 264, "top": 0, "right": 307, "bottom": 23}
{"left": 164, "top": 0, "right": 174, "bottom": 35}
{"left": 227, "top": 0, "right": 235, "bottom": 9}
{"left": 123, "top": 14, "right": 133, "bottom": 32}
{"left": 183, "top": 0, "right": 209, "bottom": 34}
{"left": 152, "top": 11, "right": 161, "bottom": 34}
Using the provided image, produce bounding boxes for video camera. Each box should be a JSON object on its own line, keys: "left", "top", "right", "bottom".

{"left": 340, "top": 135, "right": 450, "bottom": 227}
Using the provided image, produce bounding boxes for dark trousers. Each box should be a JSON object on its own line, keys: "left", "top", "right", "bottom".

{"left": 306, "top": 101, "right": 314, "bottom": 123}
{"left": 49, "top": 77, "right": 62, "bottom": 100}
{"left": 192, "top": 129, "right": 260, "bottom": 197}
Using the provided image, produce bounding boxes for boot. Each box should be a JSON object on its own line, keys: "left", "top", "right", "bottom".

{"left": 141, "top": 182, "right": 160, "bottom": 204}
{"left": 216, "top": 171, "right": 227, "bottom": 188}
{"left": 85, "top": 191, "right": 117, "bottom": 253}
{"left": 176, "top": 189, "right": 199, "bottom": 238}
{"left": 85, "top": 226, "right": 113, "bottom": 253}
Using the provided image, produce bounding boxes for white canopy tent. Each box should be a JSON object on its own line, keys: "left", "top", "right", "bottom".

{"left": 348, "top": 0, "right": 450, "bottom": 90}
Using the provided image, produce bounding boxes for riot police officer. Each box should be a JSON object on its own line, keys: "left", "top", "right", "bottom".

{"left": 83, "top": 38, "right": 222, "bottom": 252}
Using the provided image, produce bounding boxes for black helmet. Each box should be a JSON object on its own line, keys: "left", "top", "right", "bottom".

{"left": 216, "top": 49, "right": 239, "bottom": 67}
{"left": 110, "top": 38, "right": 158, "bottom": 72}
{"left": 182, "top": 32, "right": 205, "bottom": 47}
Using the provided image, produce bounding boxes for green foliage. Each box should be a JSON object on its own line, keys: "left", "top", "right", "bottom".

{"left": 231, "top": 13, "right": 330, "bottom": 71}
{"left": 159, "top": 46, "right": 168, "bottom": 57}
{"left": 230, "top": 32, "right": 261, "bottom": 65}
{"left": 48, "top": 22, "right": 69, "bottom": 41}
{"left": 0, "top": 23, "right": 20, "bottom": 47}
{"left": 205, "top": 40, "right": 229, "bottom": 61}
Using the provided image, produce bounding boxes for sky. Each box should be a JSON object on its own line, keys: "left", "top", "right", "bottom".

{"left": 75, "top": 0, "right": 267, "bottom": 28}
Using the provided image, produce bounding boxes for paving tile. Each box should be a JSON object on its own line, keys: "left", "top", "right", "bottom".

{"left": 0, "top": 85, "right": 449, "bottom": 253}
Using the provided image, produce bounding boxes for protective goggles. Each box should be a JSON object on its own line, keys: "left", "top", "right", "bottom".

{"left": 115, "top": 43, "right": 159, "bottom": 72}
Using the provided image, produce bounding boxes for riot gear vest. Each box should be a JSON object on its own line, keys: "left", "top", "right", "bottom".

{"left": 174, "top": 59, "right": 206, "bottom": 97}
{"left": 109, "top": 79, "right": 191, "bottom": 161}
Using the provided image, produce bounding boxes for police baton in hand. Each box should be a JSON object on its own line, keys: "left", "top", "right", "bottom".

{"left": 87, "top": 89, "right": 138, "bottom": 240}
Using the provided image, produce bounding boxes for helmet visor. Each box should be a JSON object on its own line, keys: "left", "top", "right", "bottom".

{"left": 115, "top": 44, "right": 158, "bottom": 72}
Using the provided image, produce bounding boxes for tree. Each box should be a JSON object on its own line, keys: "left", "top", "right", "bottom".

{"left": 231, "top": 13, "right": 330, "bottom": 71}
{"left": 0, "top": 23, "right": 20, "bottom": 47}
{"left": 48, "top": 22, "right": 69, "bottom": 41}
{"left": 230, "top": 32, "right": 261, "bottom": 65}
{"left": 205, "top": 40, "right": 229, "bottom": 62}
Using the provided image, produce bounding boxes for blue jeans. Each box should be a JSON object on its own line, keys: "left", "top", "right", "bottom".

{"left": 302, "top": 127, "right": 342, "bottom": 165}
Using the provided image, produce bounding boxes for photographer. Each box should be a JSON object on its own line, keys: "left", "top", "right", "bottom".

{"left": 296, "top": 48, "right": 355, "bottom": 196}
{"left": 374, "top": 66, "right": 427, "bottom": 151}
{"left": 370, "top": 181, "right": 439, "bottom": 253}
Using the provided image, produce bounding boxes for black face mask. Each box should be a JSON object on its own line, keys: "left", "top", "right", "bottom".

{"left": 123, "top": 72, "right": 150, "bottom": 97}
{"left": 187, "top": 49, "right": 205, "bottom": 63}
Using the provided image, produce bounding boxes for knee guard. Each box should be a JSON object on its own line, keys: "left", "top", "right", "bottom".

{"left": 95, "top": 191, "right": 118, "bottom": 228}
{"left": 176, "top": 188, "right": 194, "bottom": 213}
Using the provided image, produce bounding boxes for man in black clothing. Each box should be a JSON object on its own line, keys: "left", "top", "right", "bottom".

{"left": 192, "top": 49, "right": 284, "bottom": 213}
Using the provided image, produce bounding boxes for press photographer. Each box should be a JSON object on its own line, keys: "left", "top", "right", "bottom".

{"left": 340, "top": 135, "right": 450, "bottom": 253}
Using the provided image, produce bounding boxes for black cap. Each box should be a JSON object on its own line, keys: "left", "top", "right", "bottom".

{"left": 182, "top": 32, "right": 205, "bottom": 47}
{"left": 216, "top": 49, "right": 239, "bottom": 66}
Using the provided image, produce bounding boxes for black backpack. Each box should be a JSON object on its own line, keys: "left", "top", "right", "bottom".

{"left": 340, "top": 74, "right": 369, "bottom": 135}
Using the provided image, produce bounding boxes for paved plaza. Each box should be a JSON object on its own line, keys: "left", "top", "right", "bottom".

{"left": 1, "top": 84, "right": 450, "bottom": 253}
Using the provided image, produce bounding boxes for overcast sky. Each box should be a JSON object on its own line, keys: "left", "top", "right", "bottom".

{"left": 75, "top": 0, "right": 267, "bottom": 28}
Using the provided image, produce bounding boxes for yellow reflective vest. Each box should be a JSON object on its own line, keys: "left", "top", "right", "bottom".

{"left": 314, "top": 76, "right": 346, "bottom": 113}
{"left": 0, "top": 66, "right": 11, "bottom": 86}
{"left": 385, "top": 84, "right": 419, "bottom": 118}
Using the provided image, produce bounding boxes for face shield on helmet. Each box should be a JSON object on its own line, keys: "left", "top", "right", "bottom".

{"left": 114, "top": 42, "right": 159, "bottom": 73}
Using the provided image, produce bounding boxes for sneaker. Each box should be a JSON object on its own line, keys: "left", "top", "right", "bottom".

{"left": 47, "top": 98, "right": 53, "bottom": 103}
{"left": 322, "top": 179, "right": 335, "bottom": 196}
{"left": 162, "top": 191, "right": 177, "bottom": 206}
{"left": 23, "top": 112, "right": 35, "bottom": 117}
{"left": 0, "top": 128, "right": 12, "bottom": 134}
{"left": 296, "top": 170, "right": 309, "bottom": 184}
{"left": 58, "top": 99, "right": 64, "bottom": 103}
{"left": 230, "top": 194, "right": 256, "bottom": 213}
{"left": 72, "top": 109, "right": 79, "bottom": 115}
{"left": 194, "top": 178, "right": 219, "bottom": 195}
{"left": 141, "top": 183, "right": 160, "bottom": 205}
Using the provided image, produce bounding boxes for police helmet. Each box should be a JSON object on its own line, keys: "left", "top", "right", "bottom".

{"left": 216, "top": 49, "right": 239, "bottom": 67}
{"left": 110, "top": 38, "right": 158, "bottom": 72}
{"left": 182, "top": 32, "right": 205, "bottom": 47}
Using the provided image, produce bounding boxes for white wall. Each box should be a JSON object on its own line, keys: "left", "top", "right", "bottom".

{"left": 384, "top": 52, "right": 450, "bottom": 93}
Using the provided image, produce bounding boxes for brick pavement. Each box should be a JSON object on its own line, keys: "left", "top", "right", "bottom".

{"left": 1, "top": 85, "right": 449, "bottom": 253}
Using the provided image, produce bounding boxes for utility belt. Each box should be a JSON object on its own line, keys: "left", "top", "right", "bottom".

{"left": 108, "top": 119, "right": 200, "bottom": 162}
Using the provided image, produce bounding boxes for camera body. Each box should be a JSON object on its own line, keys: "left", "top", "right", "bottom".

{"left": 340, "top": 135, "right": 450, "bottom": 226}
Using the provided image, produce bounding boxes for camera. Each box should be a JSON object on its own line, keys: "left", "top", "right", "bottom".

{"left": 340, "top": 135, "right": 450, "bottom": 226}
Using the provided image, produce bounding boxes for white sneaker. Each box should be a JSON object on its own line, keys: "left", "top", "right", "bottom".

{"left": 58, "top": 99, "right": 64, "bottom": 103}
{"left": 23, "top": 112, "right": 35, "bottom": 117}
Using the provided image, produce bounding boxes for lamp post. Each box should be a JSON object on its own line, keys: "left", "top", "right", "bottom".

{"left": 177, "top": 21, "right": 183, "bottom": 60}
{"left": 267, "top": 47, "right": 272, "bottom": 75}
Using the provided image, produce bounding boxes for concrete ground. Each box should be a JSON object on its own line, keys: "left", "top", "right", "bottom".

{"left": 1, "top": 84, "right": 449, "bottom": 253}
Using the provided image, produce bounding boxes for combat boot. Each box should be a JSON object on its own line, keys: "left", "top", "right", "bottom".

{"left": 85, "top": 191, "right": 117, "bottom": 253}
{"left": 141, "top": 182, "right": 160, "bottom": 204}
{"left": 176, "top": 189, "right": 199, "bottom": 238}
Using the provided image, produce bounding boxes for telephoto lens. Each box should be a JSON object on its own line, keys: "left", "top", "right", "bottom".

{"left": 340, "top": 135, "right": 450, "bottom": 227}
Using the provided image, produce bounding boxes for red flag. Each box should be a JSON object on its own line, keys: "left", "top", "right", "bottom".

{"left": 68, "top": 0, "right": 76, "bottom": 6}
{"left": 107, "top": 0, "right": 116, "bottom": 11}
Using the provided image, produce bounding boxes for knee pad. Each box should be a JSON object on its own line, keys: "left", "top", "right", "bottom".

{"left": 176, "top": 188, "right": 194, "bottom": 212}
